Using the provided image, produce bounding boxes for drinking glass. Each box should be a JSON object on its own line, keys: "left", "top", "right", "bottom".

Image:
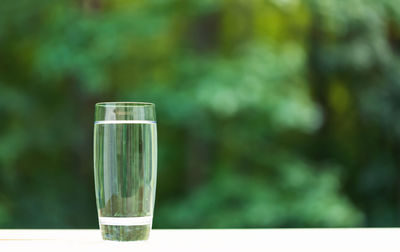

{"left": 93, "top": 102, "right": 157, "bottom": 241}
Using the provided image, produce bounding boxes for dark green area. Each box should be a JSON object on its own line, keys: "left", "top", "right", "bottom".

{"left": 1, "top": 0, "right": 400, "bottom": 228}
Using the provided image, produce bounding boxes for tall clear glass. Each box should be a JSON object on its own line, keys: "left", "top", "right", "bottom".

{"left": 93, "top": 102, "right": 157, "bottom": 241}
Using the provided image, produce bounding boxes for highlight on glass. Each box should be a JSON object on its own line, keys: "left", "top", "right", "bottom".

{"left": 93, "top": 102, "right": 157, "bottom": 241}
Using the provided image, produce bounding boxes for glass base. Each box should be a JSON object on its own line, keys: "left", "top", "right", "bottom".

{"left": 100, "top": 224, "right": 150, "bottom": 241}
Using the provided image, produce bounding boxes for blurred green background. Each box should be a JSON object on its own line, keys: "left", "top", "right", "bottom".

{"left": 1, "top": 0, "right": 400, "bottom": 228}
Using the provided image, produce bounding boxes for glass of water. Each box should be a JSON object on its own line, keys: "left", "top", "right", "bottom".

{"left": 93, "top": 102, "right": 157, "bottom": 241}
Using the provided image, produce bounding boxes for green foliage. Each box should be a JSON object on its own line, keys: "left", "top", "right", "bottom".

{"left": 0, "top": 0, "right": 400, "bottom": 228}
{"left": 157, "top": 161, "right": 362, "bottom": 228}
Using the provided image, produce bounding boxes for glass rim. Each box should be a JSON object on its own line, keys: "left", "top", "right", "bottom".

{"left": 95, "top": 102, "right": 155, "bottom": 107}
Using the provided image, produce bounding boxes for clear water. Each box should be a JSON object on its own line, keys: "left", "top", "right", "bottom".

{"left": 94, "top": 121, "right": 157, "bottom": 241}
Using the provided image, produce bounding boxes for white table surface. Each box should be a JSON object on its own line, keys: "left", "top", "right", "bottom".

{"left": 0, "top": 229, "right": 399, "bottom": 252}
